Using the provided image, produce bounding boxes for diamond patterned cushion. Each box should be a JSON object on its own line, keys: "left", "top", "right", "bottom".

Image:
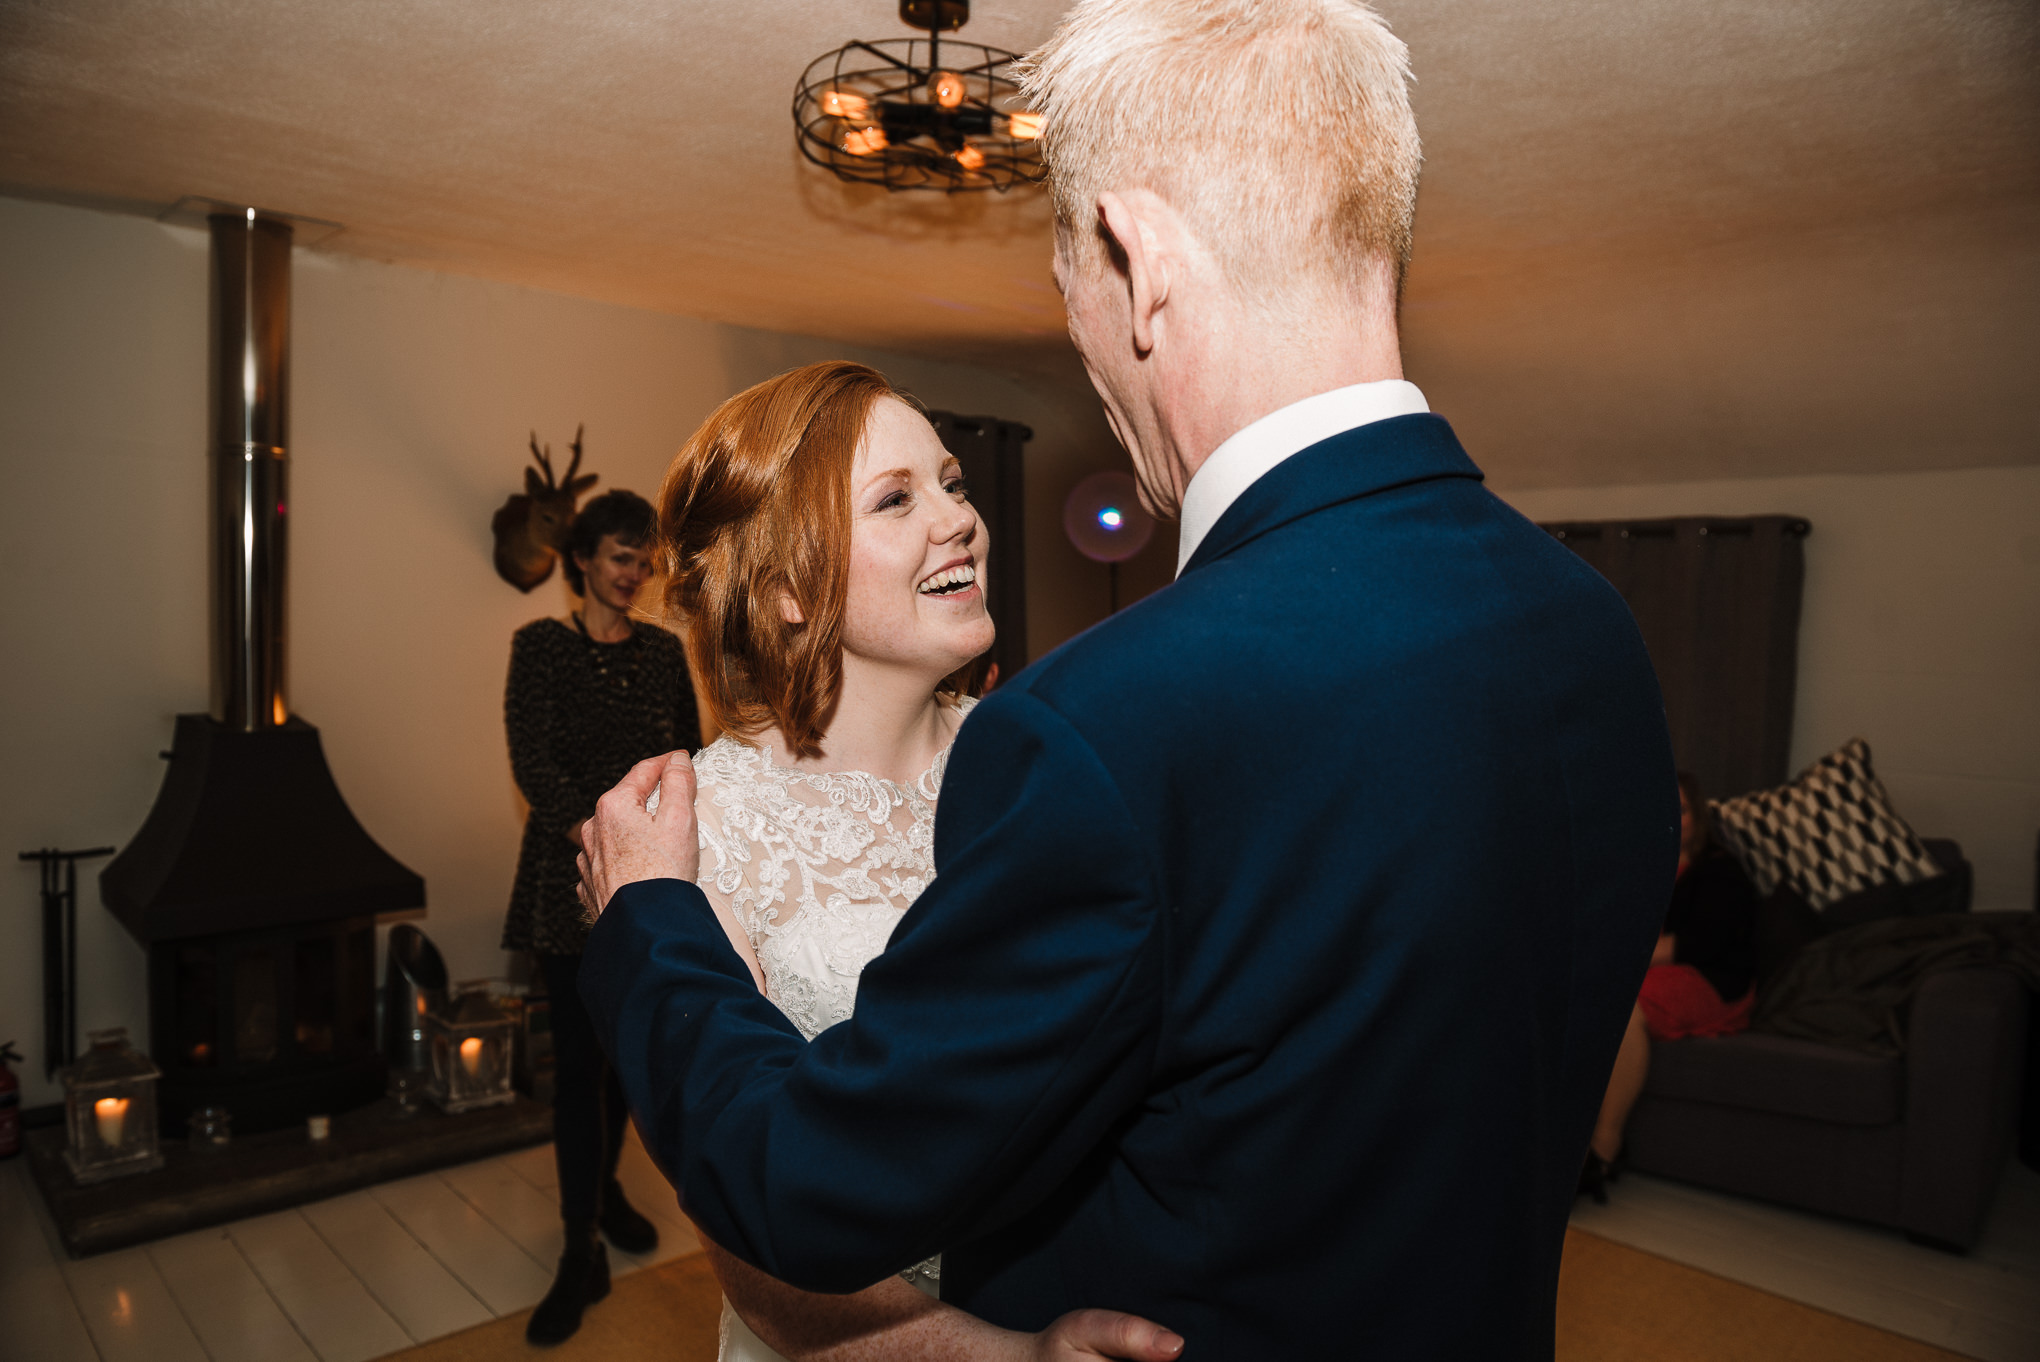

{"left": 1708, "top": 739, "right": 1941, "bottom": 912}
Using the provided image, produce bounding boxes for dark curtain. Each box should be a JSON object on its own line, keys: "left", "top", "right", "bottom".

{"left": 1541, "top": 516, "right": 1810, "bottom": 800}
{"left": 926, "top": 411, "right": 1031, "bottom": 681}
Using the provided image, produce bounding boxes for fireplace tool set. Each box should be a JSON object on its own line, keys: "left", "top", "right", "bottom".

{"left": 20, "top": 846, "right": 115, "bottom": 1082}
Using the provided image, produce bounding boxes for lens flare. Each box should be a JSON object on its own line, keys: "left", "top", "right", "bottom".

{"left": 1098, "top": 507, "right": 1124, "bottom": 530}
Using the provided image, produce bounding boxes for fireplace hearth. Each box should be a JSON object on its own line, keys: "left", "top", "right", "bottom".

{"left": 99, "top": 207, "right": 424, "bottom": 1140}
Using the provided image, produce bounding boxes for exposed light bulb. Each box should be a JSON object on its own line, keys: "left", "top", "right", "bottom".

{"left": 954, "top": 143, "right": 986, "bottom": 171}
{"left": 1007, "top": 111, "right": 1044, "bottom": 140}
{"left": 1098, "top": 507, "right": 1123, "bottom": 529}
{"left": 843, "top": 126, "right": 890, "bottom": 156}
{"left": 820, "top": 88, "right": 869, "bottom": 120}
{"left": 931, "top": 70, "right": 966, "bottom": 109}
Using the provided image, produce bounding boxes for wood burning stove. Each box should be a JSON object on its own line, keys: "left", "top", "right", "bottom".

{"left": 101, "top": 209, "right": 424, "bottom": 1138}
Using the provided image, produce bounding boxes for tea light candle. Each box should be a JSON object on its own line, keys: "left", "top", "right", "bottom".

{"left": 94, "top": 1096, "right": 129, "bottom": 1147}
{"left": 459, "top": 1037, "right": 485, "bottom": 1079}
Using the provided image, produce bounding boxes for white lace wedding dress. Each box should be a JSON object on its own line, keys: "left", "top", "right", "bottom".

{"left": 690, "top": 702, "right": 970, "bottom": 1362}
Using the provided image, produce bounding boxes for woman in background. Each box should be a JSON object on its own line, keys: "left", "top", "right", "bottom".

{"left": 503, "top": 488, "right": 702, "bottom": 1343}
{"left": 1583, "top": 770, "right": 1759, "bottom": 1201}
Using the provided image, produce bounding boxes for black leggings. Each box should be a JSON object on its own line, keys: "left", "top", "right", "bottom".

{"left": 538, "top": 952, "right": 629, "bottom": 1223}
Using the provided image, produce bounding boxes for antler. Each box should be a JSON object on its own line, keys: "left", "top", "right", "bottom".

{"left": 528, "top": 431, "right": 557, "bottom": 489}
{"left": 562, "top": 424, "right": 585, "bottom": 485}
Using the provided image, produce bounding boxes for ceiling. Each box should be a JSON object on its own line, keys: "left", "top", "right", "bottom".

{"left": 3, "top": 0, "right": 2036, "bottom": 486}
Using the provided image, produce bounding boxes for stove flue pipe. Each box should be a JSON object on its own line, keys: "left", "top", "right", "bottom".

{"left": 208, "top": 210, "right": 291, "bottom": 731}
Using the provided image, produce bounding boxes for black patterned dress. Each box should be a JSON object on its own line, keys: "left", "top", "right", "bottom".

{"left": 503, "top": 616, "right": 701, "bottom": 956}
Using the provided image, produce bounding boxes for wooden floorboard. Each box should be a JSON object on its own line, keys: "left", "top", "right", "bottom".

{"left": 227, "top": 1208, "right": 414, "bottom": 1362}
{"left": 438, "top": 1154, "right": 575, "bottom": 1271}
{"left": 368, "top": 1172, "right": 553, "bottom": 1316}
{"left": 10, "top": 1131, "right": 2031, "bottom": 1362}
{"left": 0, "top": 1161, "right": 100, "bottom": 1362}
{"left": 1569, "top": 1162, "right": 2040, "bottom": 1362}
{"left": 148, "top": 1224, "right": 321, "bottom": 1362}
{"left": 298, "top": 1189, "right": 495, "bottom": 1345}
{"left": 60, "top": 1242, "right": 210, "bottom": 1362}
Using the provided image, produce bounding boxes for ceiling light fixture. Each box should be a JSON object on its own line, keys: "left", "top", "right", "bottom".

{"left": 794, "top": 0, "right": 1045, "bottom": 193}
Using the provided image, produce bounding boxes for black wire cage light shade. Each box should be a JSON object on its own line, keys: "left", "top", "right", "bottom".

{"left": 794, "top": 0, "right": 1045, "bottom": 192}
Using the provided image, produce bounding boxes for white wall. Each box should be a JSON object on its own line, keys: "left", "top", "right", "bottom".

{"left": 1500, "top": 468, "right": 2040, "bottom": 916}
{"left": 0, "top": 195, "right": 1126, "bottom": 1109}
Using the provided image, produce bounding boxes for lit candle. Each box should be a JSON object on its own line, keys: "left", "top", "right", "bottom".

{"left": 94, "top": 1096, "right": 129, "bottom": 1147}
{"left": 459, "top": 1037, "right": 484, "bottom": 1079}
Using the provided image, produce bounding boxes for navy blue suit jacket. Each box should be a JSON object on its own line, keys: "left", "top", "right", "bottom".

{"left": 584, "top": 414, "right": 1676, "bottom": 1357}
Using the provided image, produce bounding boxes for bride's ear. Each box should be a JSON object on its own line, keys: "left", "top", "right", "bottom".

{"left": 777, "top": 588, "right": 806, "bottom": 625}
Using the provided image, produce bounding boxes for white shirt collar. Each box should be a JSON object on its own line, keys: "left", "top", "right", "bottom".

{"left": 1174, "top": 379, "right": 1430, "bottom": 575}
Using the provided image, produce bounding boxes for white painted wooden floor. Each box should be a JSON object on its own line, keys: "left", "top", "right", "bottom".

{"left": 6, "top": 1134, "right": 2036, "bottom": 1361}
{"left": 0, "top": 1126, "right": 701, "bottom": 1362}
{"left": 1569, "top": 1159, "right": 2040, "bottom": 1362}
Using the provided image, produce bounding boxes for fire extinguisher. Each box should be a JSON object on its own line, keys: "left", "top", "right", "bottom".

{"left": 0, "top": 1040, "right": 22, "bottom": 1159}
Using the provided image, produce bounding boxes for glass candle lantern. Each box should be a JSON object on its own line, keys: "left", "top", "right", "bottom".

{"left": 62, "top": 1028, "right": 165, "bottom": 1184}
{"left": 424, "top": 991, "right": 516, "bottom": 1114}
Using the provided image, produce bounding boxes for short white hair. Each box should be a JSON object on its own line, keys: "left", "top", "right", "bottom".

{"left": 1017, "top": 0, "right": 1422, "bottom": 300}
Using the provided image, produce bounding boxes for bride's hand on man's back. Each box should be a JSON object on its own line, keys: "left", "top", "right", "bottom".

{"left": 576, "top": 750, "right": 700, "bottom": 919}
{"left": 1031, "top": 1309, "right": 1185, "bottom": 1361}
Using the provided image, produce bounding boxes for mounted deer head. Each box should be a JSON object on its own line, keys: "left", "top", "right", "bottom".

{"left": 491, "top": 425, "right": 599, "bottom": 591}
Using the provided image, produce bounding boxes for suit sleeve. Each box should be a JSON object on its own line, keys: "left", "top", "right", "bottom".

{"left": 580, "top": 689, "right": 1166, "bottom": 1292}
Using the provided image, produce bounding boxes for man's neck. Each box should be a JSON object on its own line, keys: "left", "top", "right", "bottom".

{"left": 1150, "top": 296, "right": 1404, "bottom": 516}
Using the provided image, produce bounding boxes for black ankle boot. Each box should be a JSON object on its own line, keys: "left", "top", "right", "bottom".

{"left": 527, "top": 1221, "right": 611, "bottom": 1345}
{"left": 1577, "top": 1152, "right": 1614, "bottom": 1206}
{"left": 599, "top": 1180, "right": 660, "bottom": 1255}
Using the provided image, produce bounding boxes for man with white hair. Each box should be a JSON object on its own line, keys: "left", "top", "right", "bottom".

{"left": 580, "top": 0, "right": 1676, "bottom": 1355}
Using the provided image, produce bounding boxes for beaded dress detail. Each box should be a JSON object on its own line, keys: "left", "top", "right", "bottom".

{"left": 695, "top": 700, "right": 972, "bottom": 1361}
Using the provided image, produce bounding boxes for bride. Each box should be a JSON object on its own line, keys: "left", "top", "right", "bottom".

{"left": 633, "top": 361, "right": 1180, "bottom": 1362}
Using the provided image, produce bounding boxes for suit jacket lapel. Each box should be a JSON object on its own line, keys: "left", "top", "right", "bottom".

{"left": 1180, "top": 414, "right": 1485, "bottom": 577}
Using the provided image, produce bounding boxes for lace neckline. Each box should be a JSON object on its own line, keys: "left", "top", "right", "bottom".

{"left": 739, "top": 697, "right": 973, "bottom": 804}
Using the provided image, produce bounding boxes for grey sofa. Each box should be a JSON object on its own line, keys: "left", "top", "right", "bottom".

{"left": 1623, "top": 840, "right": 2032, "bottom": 1251}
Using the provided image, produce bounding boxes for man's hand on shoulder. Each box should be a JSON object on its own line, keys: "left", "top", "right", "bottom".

{"left": 577, "top": 751, "right": 700, "bottom": 920}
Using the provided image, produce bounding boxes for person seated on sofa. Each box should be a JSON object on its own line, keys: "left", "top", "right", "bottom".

{"left": 1582, "top": 771, "right": 1760, "bottom": 1201}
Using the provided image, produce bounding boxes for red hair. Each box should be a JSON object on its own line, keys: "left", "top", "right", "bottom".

{"left": 656, "top": 361, "right": 981, "bottom": 759}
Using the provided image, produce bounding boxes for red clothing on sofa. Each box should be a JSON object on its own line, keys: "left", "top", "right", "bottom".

{"left": 1638, "top": 963, "right": 1753, "bottom": 1040}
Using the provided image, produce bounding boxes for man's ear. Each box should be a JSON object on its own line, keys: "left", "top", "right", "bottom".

{"left": 1096, "top": 191, "right": 1168, "bottom": 356}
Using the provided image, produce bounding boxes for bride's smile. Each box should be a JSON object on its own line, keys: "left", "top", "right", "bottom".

{"left": 840, "top": 395, "right": 995, "bottom": 682}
